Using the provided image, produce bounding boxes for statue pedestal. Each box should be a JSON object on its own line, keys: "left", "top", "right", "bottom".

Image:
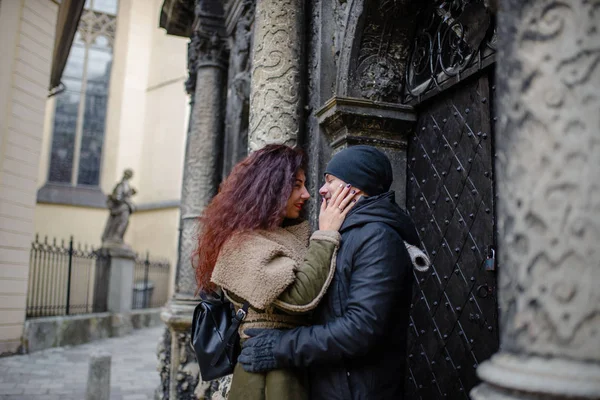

{"left": 98, "top": 243, "right": 136, "bottom": 314}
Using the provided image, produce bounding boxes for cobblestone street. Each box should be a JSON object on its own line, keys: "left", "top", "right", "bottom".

{"left": 0, "top": 326, "right": 163, "bottom": 400}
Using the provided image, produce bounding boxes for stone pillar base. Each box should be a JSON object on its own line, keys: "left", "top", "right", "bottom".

{"left": 160, "top": 297, "right": 198, "bottom": 399}
{"left": 471, "top": 353, "right": 600, "bottom": 400}
{"left": 158, "top": 296, "right": 234, "bottom": 400}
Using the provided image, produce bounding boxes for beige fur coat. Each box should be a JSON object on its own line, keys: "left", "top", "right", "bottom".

{"left": 210, "top": 221, "right": 340, "bottom": 332}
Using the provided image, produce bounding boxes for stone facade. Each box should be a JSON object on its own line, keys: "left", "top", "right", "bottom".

{"left": 159, "top": 0, "right": 600, "bottom": 398}
{"left": 0, "top": 0, "right": 59, "bottom": 355}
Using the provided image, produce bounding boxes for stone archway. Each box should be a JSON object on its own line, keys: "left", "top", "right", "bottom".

{"left": 334, "top": 0, "right": 421, "bottom": 102}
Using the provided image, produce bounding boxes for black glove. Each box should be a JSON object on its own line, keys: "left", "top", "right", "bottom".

{"left": 238, "top": 328, "right": 283, "bottom": 373}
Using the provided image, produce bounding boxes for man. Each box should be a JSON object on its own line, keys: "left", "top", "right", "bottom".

{"left": 238, "top": 145, "right": 422, "bottom": 399}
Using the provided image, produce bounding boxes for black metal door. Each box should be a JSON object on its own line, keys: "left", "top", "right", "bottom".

{"left": 405, "top": 72, "right": 498, "bottom": 399}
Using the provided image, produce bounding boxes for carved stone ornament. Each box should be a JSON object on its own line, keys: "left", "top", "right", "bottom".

{"left": 222, "top": 0, "right": 255, "bottom": 176}
{"left": 159, "top": 297, "right": 233, "bottom": 400}
{"left": 174, "top": 331, "right": 199, "bottom": 397}
{"left": 248, "top": 0, "right": 304, "bottom": 151}
{"left": 316, "top": 96, "right": 415, "bottom": 150}
{"left": 472, "top": 0, "right": 600, "bottom": 398}
{"left": 186, "top": 31, "right": 227, "bottom": 94}
{"left": 357, "top": 56, "right": 402, "bottom": 101}
{"left": 160, "top": 299, "right": 199, "bottom": 399}
{"left": 229, "top": 1, "right": 254, "bottom": 101}
{"left": 350, "top": 0, "right": 417, "bottom": 102}
{"left": 155, "top": 328, "right": 171, "bottom": 400}
{"left": 494, "top": 0, "right": 600, "bottom": 362}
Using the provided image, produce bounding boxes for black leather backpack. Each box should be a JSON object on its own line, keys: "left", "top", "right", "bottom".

{"left": 190, "top": 291, "right": 249, "bottom": 381}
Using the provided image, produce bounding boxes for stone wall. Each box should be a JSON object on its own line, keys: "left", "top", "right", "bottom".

{"left": 22, "top": 308, "right": 162, "bottom": 354}
{"left": 0, "top": 0, "right": 59, "bottom": 355}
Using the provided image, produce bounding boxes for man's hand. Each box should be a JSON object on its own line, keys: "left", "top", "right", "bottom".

{"left": 238, "top": 329, "right": 283, "bottom": 373}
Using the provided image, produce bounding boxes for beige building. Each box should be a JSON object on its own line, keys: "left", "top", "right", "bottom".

{"left": 0, "top": 0, "right": 188, "bottom": 354}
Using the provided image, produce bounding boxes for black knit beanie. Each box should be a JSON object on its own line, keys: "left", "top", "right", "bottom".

{"left": 324, "top": 145, "right": 393, "bottom": 196}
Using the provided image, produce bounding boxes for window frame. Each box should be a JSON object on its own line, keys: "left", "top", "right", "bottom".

{"left": 46, "top": 0, "right": 117, "bottom": 188}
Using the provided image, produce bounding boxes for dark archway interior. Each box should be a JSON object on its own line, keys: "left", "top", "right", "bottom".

{"left": 338, "top": 1, "right": 499, "bottom": 398}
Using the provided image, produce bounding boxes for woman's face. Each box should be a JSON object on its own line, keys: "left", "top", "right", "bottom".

{"left": 285, "top": 169, "right": 310, "bottom": 219}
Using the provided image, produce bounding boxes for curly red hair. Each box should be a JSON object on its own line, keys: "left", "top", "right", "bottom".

{"left": 194, "top": 144, "right": 308, "bottom": 292}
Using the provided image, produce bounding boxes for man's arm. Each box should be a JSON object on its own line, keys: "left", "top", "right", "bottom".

{"left": 239, "top": 225, "right": 412, "bottom": 371}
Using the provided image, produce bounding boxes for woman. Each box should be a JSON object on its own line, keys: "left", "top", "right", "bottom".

{"left": 194, "top": 144, "right": 357, "bottom": 400}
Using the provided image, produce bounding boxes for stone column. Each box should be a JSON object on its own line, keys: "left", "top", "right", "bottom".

{"left": 158, "top": 3, "right": 228, "bottom": 399}
{"left": 471, "top": 1, "right": 600, "bottom": 399}
{"left": 248, "top": 0, "right": 304, "bottom": 151}
{"left": 316, "top": 97, "right": 416, "bottom": 206}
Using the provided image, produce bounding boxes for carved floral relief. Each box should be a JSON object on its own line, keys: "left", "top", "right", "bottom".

{"left": 496, "top": 0, "right": 600, "bottom": 360}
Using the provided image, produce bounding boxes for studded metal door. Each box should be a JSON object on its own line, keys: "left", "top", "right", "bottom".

{"left": 405, "top": 73, "right": 499, "bottom": 399}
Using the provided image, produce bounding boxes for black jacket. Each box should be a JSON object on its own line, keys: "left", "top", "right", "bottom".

{"left": 273, "top": 191, "right": 419, "bottom": 400}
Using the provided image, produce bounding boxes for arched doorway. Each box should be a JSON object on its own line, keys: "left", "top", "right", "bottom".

{"left": 335, "top": 0, "right": 500, "bottom": 397}
{"left": 403, "top": 2, "right": 499, "bottom": 398}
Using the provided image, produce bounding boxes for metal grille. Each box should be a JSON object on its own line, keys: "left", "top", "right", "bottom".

{"left": 405, "top": 73, "right": 499, "bottom": 399}
{"left": 132, "top": 253, "right": 171, "bottom": 309}
{"left": 404, "top": 0, "right": 496, "bottom": 103}
{"left": 26, "top": 236, "right": 100, "bottom": 318}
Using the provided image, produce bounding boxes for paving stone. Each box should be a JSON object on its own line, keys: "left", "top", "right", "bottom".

{"left": 122, "top": 395, "right": 151, "bottom": 400}
{"left": 34, "top": 395, "right": 61, "bottom": 400}
{"left": 0, "top": 388, "right": 24, "bottom": 396}
{"left": 3, "top": 396, "right": 39, "bottom": 400}
{"left": 22, "top": 387, "right": 48, "bottom": 395}
{"left": 0, "top": 327, "right": 163, "bottom": 400}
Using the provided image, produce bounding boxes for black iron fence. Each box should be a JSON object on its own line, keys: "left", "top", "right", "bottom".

{"left": 26, "top": 235, "right": 172, "bottom": 318}
{"left": 132, "top": 252, "right": 171, "bottom": 309}
{"left": 27, "top": 235, "right": 100, "bottom": 318}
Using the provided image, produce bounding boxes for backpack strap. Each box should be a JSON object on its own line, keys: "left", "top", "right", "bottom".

{"left": 210, "top": 301, "right": 249, "bottom": 367}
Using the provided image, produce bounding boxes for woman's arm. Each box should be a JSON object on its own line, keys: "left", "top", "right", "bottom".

{"left": 272, "top": 230, "right": 340, "bottom": 313}
{"left": 272, "top": 184, "right": 357, "bottom": 313}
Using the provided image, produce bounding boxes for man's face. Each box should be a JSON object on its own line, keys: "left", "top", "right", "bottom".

{"left": 319, "top": 174, "right": 363, "bottom": 202}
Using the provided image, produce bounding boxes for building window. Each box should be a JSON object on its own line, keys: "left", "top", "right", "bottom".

{"left": 48, "top": 0, "right": 118, "bottom": 186}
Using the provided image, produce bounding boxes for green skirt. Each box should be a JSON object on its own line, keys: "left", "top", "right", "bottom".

{"left": 227, "top": 363, "right": 308, "bottom": 400}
